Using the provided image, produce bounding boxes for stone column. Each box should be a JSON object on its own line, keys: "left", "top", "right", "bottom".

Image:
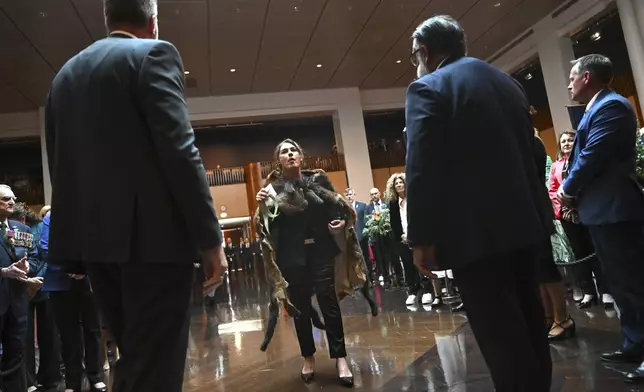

{"left": 617, "top": 0, "right": 644, "bottom": 119}
{"left": 534, "top": 16, "right": 577, "bottom": 137}
{"left": 333, "top": 88, "right": 374, "bottom": 201}
{"left": 244, "top": 162, "right": 262, "bottom": 236}
{"left": 38, "top": 107, "right": 52, "bottom": 205}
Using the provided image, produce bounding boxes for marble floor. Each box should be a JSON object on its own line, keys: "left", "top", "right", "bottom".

{"left": 177, "top": 271, "right": 642, "bottom": 392}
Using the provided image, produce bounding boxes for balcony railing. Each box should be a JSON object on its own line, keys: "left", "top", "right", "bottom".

{"left": 368, "top": 150, "right": 406, "bottom": 169}
{"left": 205, "top": 166, "right": 246, "bottom": 186}
{"left": 205, "top": 151, "right": 406, "bottom": 187}
{"left": 260, "top": 154, "right": 345, "bottom": 178}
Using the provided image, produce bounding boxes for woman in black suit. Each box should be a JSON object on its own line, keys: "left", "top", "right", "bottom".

{"left": 385, "top": 173, "right": 438, "bottom": 306}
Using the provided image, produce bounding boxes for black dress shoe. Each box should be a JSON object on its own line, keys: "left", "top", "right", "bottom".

{"left": 626, "top": 362, "right": 644, "bottom": 384}
{"left": 337, "top": 365, "right": 354, "bottom": 388}
{"left": 601, "top": 349, "right": 644, "bottom": 364}
{"left": 450, "top": 302, "right": 465, "bottom": 312}
{"left": 301, "top": 372, "right": 315, "bottom": 383}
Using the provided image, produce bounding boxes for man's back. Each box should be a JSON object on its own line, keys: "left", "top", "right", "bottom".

{"left": 405, "top": 57, "right": 550, "bottom": 268}
{"left": 46, "top": 35, "right": 220, "bottom": 265}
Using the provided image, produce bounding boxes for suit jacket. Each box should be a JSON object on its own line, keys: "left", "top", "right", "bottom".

{"left": 388, "top": 200, "right": 404, "bottom": 243}
{"left": 562, "top": 90, "right": 644, "bottom": 225}
{"left": 351, "top": 201, "right": 368, "bottom": 241}
{"left": 45, "top": 34, "right": 222, "bottom": 268}
{"left": 405, "top": 56, "right": 552, "bottom": 269}
{"left": 365, "top": 201, "right": 384, "bottom": 216}
{"left": 0, "top": 220, "right": 37, "bottom": 315}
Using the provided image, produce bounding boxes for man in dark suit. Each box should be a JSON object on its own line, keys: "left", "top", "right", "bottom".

{"left": 344, "top": 188, "right": 371, "bottom": 284}
{"left": 44, "top": 1, "right": 225, "bottom": 391}
{"left": 0, "top": 185, "right": 37, "bottom": 392}
{"left": 558, "top": 54, "right": 644, "bottom": 384}
{"left": 405, "top": 16, "right": 553, "bottom": 392}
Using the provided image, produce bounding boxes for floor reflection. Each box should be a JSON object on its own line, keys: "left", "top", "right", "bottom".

{"left": 183, "top": 272, "right": 636, "bottom": 391}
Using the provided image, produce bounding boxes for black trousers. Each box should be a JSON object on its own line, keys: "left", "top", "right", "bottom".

{"left": 560, "top": 221, "right": 608, "bottom": 296}
{"left": 49, "top": 279, "right": 104, "bottom": 391}
{"left": 26, "top": 298, "right": 60, "bottom": 387}
{"left": 453, "top": 246, "right": 552, "bottom": 392}
{"left": 588, "top": 222, "right": 644, "bottom": 349}
{"left": 397, "top": 242, "right": 421, "bottom": 293}
{"left": 372, "top": 235, "right": 401, "bottom": 281}
{"left": 0, "top": 296, "right": 28, "bottom": 392}
{"left": 85, "top": 262, "right": 194, "bottom": 392}
{"left": 282, "top": 257, "right": 346, "bottom": 359}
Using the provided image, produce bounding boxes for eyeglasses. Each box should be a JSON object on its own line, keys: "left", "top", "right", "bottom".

{"left": 0, "top": 196, "right": 16, "bottom": 202}
{"left": 409, "top": 48, "right": 423, "bottom": 67}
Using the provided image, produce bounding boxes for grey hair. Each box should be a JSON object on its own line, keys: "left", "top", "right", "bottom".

{"left": 411, "top": 15, "right": 467, "bottom": 57}
{"left": 104, "top": 0, "right": 157, "bottom": 30}
{"left": 571, "top": 54, "right": 613, "bottom": 85}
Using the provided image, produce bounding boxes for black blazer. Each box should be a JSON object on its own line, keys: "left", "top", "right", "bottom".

{"left": 0, "top": 220, "right": 37, "bottom": 316}
{"left": 388, "top": 200, "right": 404, "bottom": 243}
{"left": 45, "top": 34, "right": 222, "bottom": 266}
{"left": 352, "top": 201, "right": 368, "bottom": 241}
{"left": 405, "top": 56, "right": 552, "bottom": 269}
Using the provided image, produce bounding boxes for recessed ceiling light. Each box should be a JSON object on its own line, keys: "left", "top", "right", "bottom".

{"left": 294, "top": 6, "right": 299, "bottom": 11}
{"left": 396, "top": 60, "right": 402, "bottom": 64}
{"left": 184, "top": 71, "right": 190, "bottom": 75}
{"left": 230, "top": 68, "right": 236, "bottom": 73}
{"left": 525, "top": 73, "right": 533, "bottom": 80}
{"left": 494, "top": 2, "right": 501, "bottom": 7}
{"left": 316, "top": 64, "right": 322, "bottom": 68}
{"left": 39, "top": 11, "right": 48, "bottom": 18}
{"left": 590, "top": 31, "right": 601, "bottom": 41}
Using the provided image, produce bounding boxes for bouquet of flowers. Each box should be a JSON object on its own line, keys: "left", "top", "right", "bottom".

{"left": 636, "top": 131, "right": 644, "bottom": 185}
{"left": 362, "top": 205, "right": 392, "bottom": 238}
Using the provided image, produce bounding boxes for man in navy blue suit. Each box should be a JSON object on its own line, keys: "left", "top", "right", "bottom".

{"left": 0, "top": 185, "right": 38, "bottom": 392}
{"left": 344, "top": 188, "right": 371, "bottom": 284}
{"left": 558, "top": 54, "right": 644, "bottom": 384}
{"left": 405, "top": 16, "right": 553, "bottom": 392}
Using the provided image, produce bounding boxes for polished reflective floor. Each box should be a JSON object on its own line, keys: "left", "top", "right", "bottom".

{"left": 179, "top": 270, "right": 641, "bottom": 391}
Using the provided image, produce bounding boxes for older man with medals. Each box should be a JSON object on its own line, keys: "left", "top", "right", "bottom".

{"left": 0, "top": 184, "right": 38, "bottom": 392}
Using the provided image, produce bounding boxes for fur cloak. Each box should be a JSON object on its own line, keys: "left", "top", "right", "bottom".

{"left": 255, "top": 169, "right": 374, "bottom": 351}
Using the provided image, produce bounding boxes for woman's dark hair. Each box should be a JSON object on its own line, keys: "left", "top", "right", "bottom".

{"left": 274, "top": 139, "right": 304, "bottom": 172}
{"left": 557, "top": 130, "right": 576, "bottom": 159}
{"left": 104, "top": 0, "right": 157, "bottom": 30}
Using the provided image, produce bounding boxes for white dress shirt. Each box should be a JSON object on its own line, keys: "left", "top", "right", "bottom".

{"left": 399, "top": 198, "right": 407, "bottom": 236}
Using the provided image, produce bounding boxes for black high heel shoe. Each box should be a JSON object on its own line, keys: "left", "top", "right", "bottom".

{"left": 301, "top": 372, "right": 315, "bottom": 383}
{"left": 336, "top": 362, "right": 354, "bottom": 388}
{"left": 578, "top": 296, "right": 597, "bottom": 309}
{"left": 361, "top": 283, "right": 378, "bottom": 317}
{"left": 548, "top": 317, "right": 576, "bottom": 341}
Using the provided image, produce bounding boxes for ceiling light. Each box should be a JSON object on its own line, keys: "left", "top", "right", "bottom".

{"left": 525, "top": 73, "right": 533, "bottom": 80}
{"left": 396, "top": 60, "right": 402, "bottom": 64}
{"left": 494, "top": 2, "right": 501, "bottom": 7}
{"left": 591, "top": 31, "right": 601, "bottom": 41}
{"left": 184, "top": 71, "right": 190, "bottom": 75}
{"left": 230, "top": 68, "right": 236, "bottom": 73}
{"left": 316, "top": 64, "right": 322, "bottom": 68}
{"left": 294, "top": 6, "right": 299, "bottom": 11}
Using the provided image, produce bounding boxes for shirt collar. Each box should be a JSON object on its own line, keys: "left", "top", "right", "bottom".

{"left": 585, "top": 89, "right": 606, "bottom": 112}
{"left": 110, "top": 30, "right": 138, "bottom": 39}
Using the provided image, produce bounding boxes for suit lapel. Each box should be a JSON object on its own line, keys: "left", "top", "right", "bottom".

{"left": 0, "top": 234, "right": 14, "bottom": 261}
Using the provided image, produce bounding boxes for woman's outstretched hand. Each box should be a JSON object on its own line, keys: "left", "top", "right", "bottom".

{"left": 328, "top": 219, "right": 345, "bottom": 234}
{"left": 256, "top": 187, "right": 270, "bottom": 202}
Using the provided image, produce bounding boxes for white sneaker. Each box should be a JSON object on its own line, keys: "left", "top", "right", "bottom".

{"left": 405, "top": 295, "right": 417, "bottom": 305}
{"left": 602, "top": 293, "right": 614, "bottom": 304}
{"left": 421, "top": 293, "right": 433, "bottom": 304}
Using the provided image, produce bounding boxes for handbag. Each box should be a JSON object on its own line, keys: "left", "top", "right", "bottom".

{"left": 560, "top": 157, "right": 580, "bottom": 224}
